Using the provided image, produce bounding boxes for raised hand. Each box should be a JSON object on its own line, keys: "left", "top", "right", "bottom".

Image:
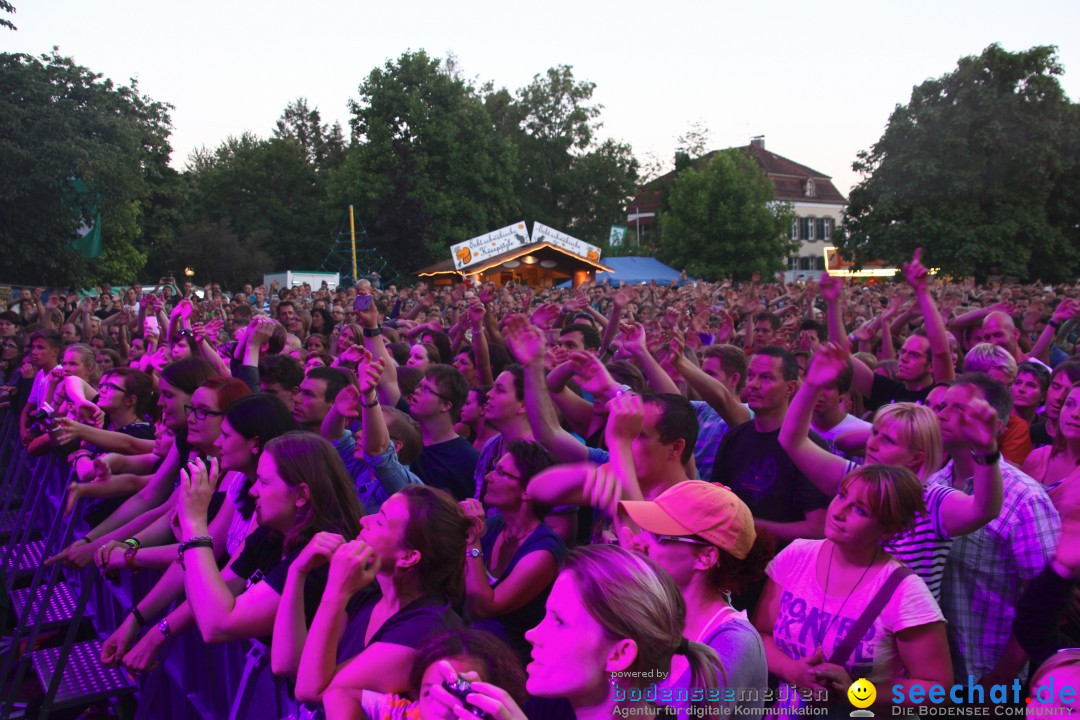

{"left": 617, "top": 322, "right": 648, "bottom": 358}
{"left": 292, "top": 532, "right": 347, "bottom": 575}
{"left": 327, "top": 541, "right": 381, "bottom": 600}
{"left": 1052, "top": 298, "right": 1079, "bottom": 325}
{"left": 177, "top": 457, "right": 220, "bottom": 536}
{"left": 804, "top": 343, "right": 851, "bottom": 390}
{"left": 582, "top": 463, "right": 622, "bottom": 517}
{"left": 903, "top": 248, "right": 931, "bottom": 293}
{"left": 959, "top": 397, "right": 1001, "bottom": 455}
{"left": 333, "top": 383, "right": 362, "bottom": 420}
{"left": 605, "top": 392, "right": 644, "bottom": 447}
{"left": 568, "top": 351, "right": 617, "bottom": 398}
{"left": 504, "top": 314, "right": 546, "bottom": 365}
{"left": 460, "top": 499, "right": 486, "bottom": 546}
{"left": 819, "top": 274, "right": 843, "bottom": 303}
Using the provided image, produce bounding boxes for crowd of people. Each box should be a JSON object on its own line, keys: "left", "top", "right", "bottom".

{"left": 2, "top": 252, "right": 1080, "bottom": 719}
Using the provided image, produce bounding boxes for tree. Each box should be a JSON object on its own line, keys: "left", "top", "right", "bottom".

{"left": 486, "top": 66, "right": 638, "bottom": 251}
{"left": 658, "top": 149, "right": 796, "bottom": 280}
{"left": 836, "top": 44, "right": 1080, "bottom": 282}
{"left": 1, "top": 1, "right": 15, "bottom": 31}
{"left": 274, "top": 98, "right": 345, "bottom": 173}
{"left": 169, "top": 221, "right": 272, "bottom": 290}
{"left": 0, "top": 51, "right": 173, "bottom": 286}
{"left": 329, "top": 51, "right": 518, "bottom": 271}
{"left": 184, "top": 133, "right": 329, "bottom": 273}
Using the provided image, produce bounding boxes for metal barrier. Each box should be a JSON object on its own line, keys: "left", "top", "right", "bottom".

{"left": 0, "top": 421, "right": 293, "bottom": 720}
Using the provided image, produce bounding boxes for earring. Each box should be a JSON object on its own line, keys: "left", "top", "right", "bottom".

{"left": 295, "top": 504, "right": 306, "bottom": 519}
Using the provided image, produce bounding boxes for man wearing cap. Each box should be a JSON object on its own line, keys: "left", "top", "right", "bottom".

{"left": 620, "top": 481, "right": 770, "bottom": 715}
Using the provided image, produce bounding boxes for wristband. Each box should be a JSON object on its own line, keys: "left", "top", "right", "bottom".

{"left": 177, "top": 536, "right": 214, "bottom": 570}
{"left": 362, "top": 397, "right": 380, "bottom": 408}
{"left": 1049, "top": 319, "right": 1063, "bottom": 330}
{"left": 123, "top": 538, "right": 141, "bottom": 550}
{"left": 81, "top": 536, "right": 92, "bottom": 545}
{"left": 362, "top": 327, "right": 383, "bottom": 338}
{"left": 131, "top": 606, "right": 147, "bottom": 627}
{"left": 971, "top": 448, "right": 1001, "bottom": 466}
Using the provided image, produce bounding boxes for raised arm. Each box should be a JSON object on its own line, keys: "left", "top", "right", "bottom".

{"left": 904, "top": 249, "right": 954, "bottom": 382}
{"left": 620, "top": 323, "right": 680, "bottom": 395}
{"left": 668, "top": 330, "right": 750, "bottom": 427}
{"left": 937, "top": 398, "right": 1003, "bottom": 537}
{"left": 356, "top": 298, "right": 400, "bottom": 408}
{"left": 777, "top": 345, "right": 851, "bottom": 497}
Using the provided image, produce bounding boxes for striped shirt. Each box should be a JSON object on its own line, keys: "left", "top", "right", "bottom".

{"left": 929, "top": 460, "right": 1060, "bottom": 680}
{"left": 844, "top": 460, "right": 957, "bottom": 600}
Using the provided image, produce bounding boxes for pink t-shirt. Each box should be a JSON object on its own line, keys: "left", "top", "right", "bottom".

{"left": 766, "top": 539, "right": 944, "bottom": 709}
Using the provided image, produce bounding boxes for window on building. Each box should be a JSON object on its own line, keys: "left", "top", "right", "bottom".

{"left": 789, "top": 257, "right": 799, "bottom": 271}
{"left": 806, "top": 217, "right": 815, "bottom": 241}
{"left": 816, "top": 218, "right": 826, "bottom": 241}
{"left": 799, "top": 256, "right": 813, "bottom": 271}
{"left": 826, "top": 218, "right": 835, "bottom": 240}
{"left": 805, "top": 179, "right": 816, "bottom": 198}
{"left": 799, "top": 218, "right": 811, "bottom": 241}
{"left": 814, "top": 255, "right": 825, "bottom": 271}
{"left": 791, "top": 218, "right": 799, "bottom": 240}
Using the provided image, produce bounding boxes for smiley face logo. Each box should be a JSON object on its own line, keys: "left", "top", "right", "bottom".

{"left": 847, "top": 678, "right": 876, "bottom": 709}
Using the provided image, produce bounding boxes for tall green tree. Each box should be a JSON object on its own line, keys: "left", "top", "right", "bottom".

{"left": 0, "top": 51, "right": 173, "bottom": 286}
{"left": 658, "top": 149, "right": 796, "bottom": 280}
{"left": 329, "top": 51, "right": 518, "bottom": 271}
{"left": 184, "top": 132, "right": 329, "bottom": 274}
{"left": 837, "top": 44, "right": 1080, "bottom": 282}
{"left": 274, "top": 98, "right": 345, "bottom": 173}
{"left": 1, "top": 1, "right": 15, "bottom": 31}
{"left": 486, "top": 66, "right": 638, "bottom": 250}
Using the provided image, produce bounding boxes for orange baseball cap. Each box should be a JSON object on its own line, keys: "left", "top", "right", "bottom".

{"left": 619, "top": 481, "right": 756, "bottom": 560}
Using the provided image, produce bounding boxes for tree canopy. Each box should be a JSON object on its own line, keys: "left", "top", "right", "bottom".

{"left": 0, "top": 50, "right": 173, "bottom": 286}
{"left": 658, "top": 149, "right": 796, "bottom": 280}
{"left": 836, "top": 44, "right": 1080, "bottom": 282}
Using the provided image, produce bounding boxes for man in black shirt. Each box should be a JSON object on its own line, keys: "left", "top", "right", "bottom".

{"left": 408, "top": 364, "right": 477, "bottom": 500}
{"left": 711, "top": 346, "right": 829, "bottom": 542}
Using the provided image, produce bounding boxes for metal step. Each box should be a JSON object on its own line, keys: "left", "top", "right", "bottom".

{"left": 30, "top": 640, "right": 137, "bottom": 709}
{"left": 1, "top": 538, "right": 47, "bottom": 575}
{"left": 9, "top": 581, "right": 88, "bottom": 627}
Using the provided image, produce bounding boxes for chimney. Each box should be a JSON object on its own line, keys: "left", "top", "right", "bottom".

{"left": 751, "top": 135, "right": 765, "bottom": 149}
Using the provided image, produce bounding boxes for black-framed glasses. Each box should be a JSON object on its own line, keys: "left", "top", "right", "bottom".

{"left": 184, "top": 405, "right": 225, "bottom": 421}
{"left": 414, "top": 383, "right": 453, "bottom": 404}
{"left": 99, "top": 381, "right": 130, "bottom": 395}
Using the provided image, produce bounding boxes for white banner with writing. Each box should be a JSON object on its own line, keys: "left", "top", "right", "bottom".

{"left": 450, "top": 221, "right": 531, "bottom": 270}
{"left": 531, "top": 222, "right": 602, "bottom": 262}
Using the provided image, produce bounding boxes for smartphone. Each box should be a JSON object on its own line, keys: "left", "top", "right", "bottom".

{"left": 354, "top": 295, "right": 373, "bottom": 312}
{"left": 145, "top": 316, "right": 159, "bottom": 336}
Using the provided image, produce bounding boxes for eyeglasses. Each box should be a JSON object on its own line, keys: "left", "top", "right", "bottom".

{"left": 414, "top": 383, "right": 453, "bottom": 404}
{"left": 646, "top": 531, "right": 712, "bottom": 547}
{"left": 489, "top": 466, "right": 522, "bottom": 483}
{"left": 99, "top": 381, "right": 130, "bottom": 395}
{"left": 184, "top": 405, "right": 225, "bottom": 421}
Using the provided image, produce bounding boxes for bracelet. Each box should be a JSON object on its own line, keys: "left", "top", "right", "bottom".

{"left": 362, "top": 397, "right": 380, "bottom": 408}
{"left": 177, "top": 535, "right": 214, "bottom": 570}
{"left": 131, "top": 606, "right": 147, "bottom": 627}
{"left": 123, "top": 538, "right": 141, "bottom": 550}
{"left": 81, "top": 536, "right": 92, "bottom": 545}
{"left": 1049, "top": 319, "right": 1063, "bottom": 330}
{"left": 971, "top": 448, "right": 1001, "bottom": 466}
{"left": 362, "top": 327, "right": 383, "bottom": 337}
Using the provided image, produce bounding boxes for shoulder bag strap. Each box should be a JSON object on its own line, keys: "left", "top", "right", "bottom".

{"left": 829, "top": 565, "right": 914, "bottom": 668}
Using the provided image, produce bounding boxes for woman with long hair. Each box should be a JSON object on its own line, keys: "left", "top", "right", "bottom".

{"left": 754, "top": 465, "right": 952, "bottom": 712}
{"left": 1023, "top": 381, "right": 1080, "bottom": 512}
{"left": 283, "top": 485, "right": 469, "bottom": 712}
{"left": 436, "top": 544, "right": 724, "bottom": 720}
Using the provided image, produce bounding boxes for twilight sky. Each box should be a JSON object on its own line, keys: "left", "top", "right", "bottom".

{"left": 8, "top": 0, "right": 1079, "bottom": 195}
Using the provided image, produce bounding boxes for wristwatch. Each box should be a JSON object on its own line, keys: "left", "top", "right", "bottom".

{"left": 971, "top": 448, "right": 1001, "bottom": 466}
{"left": 157, "top": 619, "right": 171, "bottom": 640}
{"left": 362, "top": 327, "right": 383, "bottom": 337}
{"left": 465, "top": 548, "right": 481, "bottom": 559}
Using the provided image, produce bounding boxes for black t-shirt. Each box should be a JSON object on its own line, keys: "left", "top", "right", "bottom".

{"left": 231, "top": 526, "right": 329, "bottom": 627}
{"left": 1030, "top": 417, "right": 1052, "bottom": 449}
{"left": 411, "top": 436, "right": 479, "bottom": 501}
{"left": 336, "top": 586, "right": 462, "bottom": 664}
{"left": 867, "top": 374, "right": 931, "bottom": 412}
{"left": 710, "top": 422, "right": 831, "bottom": 524}
{"left": 472, "top": 517, "right": 567, "bottom": 666}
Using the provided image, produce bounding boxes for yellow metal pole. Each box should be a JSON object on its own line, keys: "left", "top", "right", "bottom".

{"left": 349, "top": 205, "right": 358, "bottom": 282}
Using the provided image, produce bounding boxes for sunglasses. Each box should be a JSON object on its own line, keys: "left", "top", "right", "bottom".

{"left": 645, "top": 531, "right": 711, "bottom": 547}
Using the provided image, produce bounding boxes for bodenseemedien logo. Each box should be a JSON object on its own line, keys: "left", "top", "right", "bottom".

{"left": 848, "top": 678, "right": 876, "bottom": 717}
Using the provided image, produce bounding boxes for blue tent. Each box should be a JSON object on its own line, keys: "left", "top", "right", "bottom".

{"left": 558, "top": 256, "right": 687, "bottom": 287}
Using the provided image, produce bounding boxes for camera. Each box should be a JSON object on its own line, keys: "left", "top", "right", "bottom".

{"left": 442, "top": 677, "right": 493, "bottom": 719}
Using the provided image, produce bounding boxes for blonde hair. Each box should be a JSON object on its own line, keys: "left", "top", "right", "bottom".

{"left": 963, "top": 342, "right": 1018, "bottom": 383}
{"left": 63, "top": 343, "right": 101, "bottom": 385}
{"left": 872, "top": 403, "right": 943, "bottom": 482}
{"left": 565, "top": 545, "right": 724, "bottom": 708}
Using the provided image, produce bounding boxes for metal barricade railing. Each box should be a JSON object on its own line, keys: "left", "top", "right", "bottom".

{"left": 0, "top": 427, "right": 283, "bottom": 720}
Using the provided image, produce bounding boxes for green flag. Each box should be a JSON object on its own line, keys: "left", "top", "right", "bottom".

{"left": 68, "top": 178, "right": 103, "bottom": 259}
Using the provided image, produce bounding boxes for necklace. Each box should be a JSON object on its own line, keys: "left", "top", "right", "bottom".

{"left": 815, "top": 543, "right": 880, "bottom": 654}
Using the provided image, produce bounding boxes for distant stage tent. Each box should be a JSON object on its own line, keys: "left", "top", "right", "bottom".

{"left": 558, "top": 256, "right": 687, "bottom": 287}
